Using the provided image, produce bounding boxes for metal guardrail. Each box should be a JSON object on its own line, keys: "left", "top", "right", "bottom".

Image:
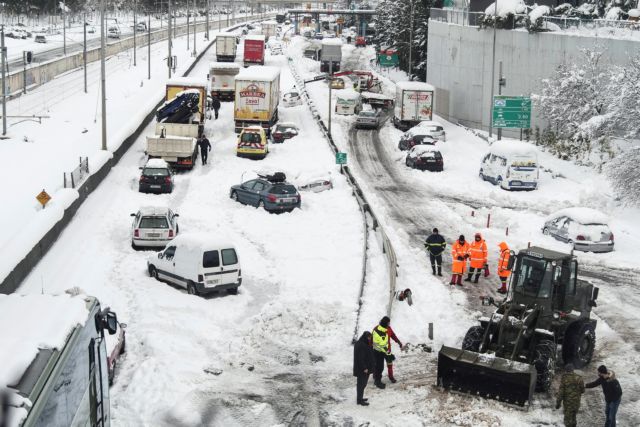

{"left": 288, "top": 60, "right": 399, "bottom": 342}
{"left": 430, "top": 7, "right": 640, "bottom": 32}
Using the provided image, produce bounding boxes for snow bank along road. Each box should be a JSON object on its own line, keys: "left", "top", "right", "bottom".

{"left": 298, "top": 42, "right": 640, "bottom": 425}
{"left": 17, "top": 34, "right": 373, "bottom": 425}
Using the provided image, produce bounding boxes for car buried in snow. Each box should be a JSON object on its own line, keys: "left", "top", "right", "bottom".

{"left": 282, "top": 90, "right": 303, "bottom": 107}
{"left": 398, "top": 132, "right": 437, "bottom": 151}
{"left": 542, "top": 207, "right": 614, "bottom": 253}
{"left": 479, "top": 141, "right": 539, "bottom": 190}
{"left": 230, "top": 172, "right": 301, "bottom": 213}
{"left": 138, "top": 159, "right": 174, "bottom": 194}
{"left": 296, "top": 172, "right": 333, "bottom": 193}
{"left": 355, "top": 109, "right": 383, "bottom": 129}
{"left": 130, "top": 206, "right": 180, "bottom": 250}
{"left": 405, "top": 146, "right": 444, "bottom": 171}
{"left": 271, "top": 122, "right": 299, "bottom": 143}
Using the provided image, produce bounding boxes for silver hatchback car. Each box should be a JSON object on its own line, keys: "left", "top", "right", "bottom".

{"left": 355, "top": 109, "right": 382, "bottom": 129}
{"left": 542, "top": 208, "right": 614, "bottom": 253}
{"left": 131, "top": 206, "right": 179, "bottom": 249}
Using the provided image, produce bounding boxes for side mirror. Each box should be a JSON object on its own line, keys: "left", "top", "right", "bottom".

{"left": 174, "top": 213, "right": 179, "bottom": 217}
{"left": 106, "top": 312, "right": 118, "bottom": 335}
{"left": 130, "top": 213, "right": 136, "bottom": 217}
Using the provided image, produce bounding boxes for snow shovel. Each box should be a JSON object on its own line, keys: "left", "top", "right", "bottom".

{"left": 436, "top": 345, "right": 537, "bottom": 407}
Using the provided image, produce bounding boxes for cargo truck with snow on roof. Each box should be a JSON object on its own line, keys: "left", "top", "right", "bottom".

{"left": 234, "top": 66, "right": 280, "bottom": 136}
{"left": 215, "top": 32, "right": 238, "bottom": 62}
{"left": 393, "top": 81, "right": 435, "bottom": 131}
{"left": 1, "top": 294, "right": 122, "bottom": 427}
{"left": 209, "top": 62, "right": 240, "bottom": 101}
{"left": 243, "top": 35, "right": 266, "bottom": 66}
{"left": 160, "top": 77, "right": 208, "bottom": 136}
{"left": 437, "top": 246, "right": 600, "bottom": 407}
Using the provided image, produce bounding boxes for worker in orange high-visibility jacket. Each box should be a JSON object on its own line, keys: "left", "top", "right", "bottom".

{"left": 466, "top": 232, "right": 488, "bottom": 284}
{"left": 497, "top": 241, "right": 512, "bottom": 294}
{"left": 450, "top": 235, "right": 470, "bottom": 286}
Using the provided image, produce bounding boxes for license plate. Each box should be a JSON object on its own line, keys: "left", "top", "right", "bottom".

{"left": 281, "top": 198, "right": 296, "bottom": 203}
{"left": 206, "top": 279, "right": 220, "bottom": 286}
{"left": 147, "top": 233, "right": 161, "bottom": 238}
{"left": 150, "top": 185, "right": 161, "bottom": 189}
{"left": 511, "top": 181, "right": 522, "bottom": 186}
{"left": 426, "top": 159, "right": 436, "bottom": 162}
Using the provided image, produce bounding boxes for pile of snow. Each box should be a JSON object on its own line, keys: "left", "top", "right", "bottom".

{"left": 484, "top": 0, "right": 527, "bottom": 17}
{"left": 166, "top": 232, "right": 234, "bottom": 251}
{"left": 236, "top": 65, "right": 280, "bottom": 81}
{"left": 487, "top": 140, "right": 538, "bottom": 157}
{"left": 529, "top": 5, "right": 551, "bottom": 21}
{"left": 545, "top": 207, "right": 609, "bottom": 225}
{"left": 166, "top": 77, "right": 208, "bottom": 88}
{"left": 629, "top": 9, "right": 640, "bottom": 18}
{"left": 396, "top": 81, "right": 435, "bottom": 91}
{"left": 605, "top": 6, "right": 623, "bottom": 21}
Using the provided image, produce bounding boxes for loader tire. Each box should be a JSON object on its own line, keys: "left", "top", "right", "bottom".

{"left": 533, "top": 340, "right": 556, "bottom": 392}
{"left": 563, "top": 321, "right": 596, "bottom": 369}
{"left": 461, "top": 326, "right": 485, "bottom": 352}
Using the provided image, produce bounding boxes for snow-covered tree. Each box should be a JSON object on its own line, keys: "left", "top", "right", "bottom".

{"left": 606, "top": 147, "right": 640, "bottom": 206}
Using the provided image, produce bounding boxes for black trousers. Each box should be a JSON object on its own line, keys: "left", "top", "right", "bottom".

{"left": 356, "top": 373, "right": 369, "bottom": 402}
{"left": 373, "top": 350, "right": 386, "bottom": 381}
{"left": 201, "top": 150, "right": 208, "bottom": 165}
{"left": 214, "top": 109, "right": 219, "bottom": 119}
{"left": 430, "top": 254, "right": 443, "bottom": 268}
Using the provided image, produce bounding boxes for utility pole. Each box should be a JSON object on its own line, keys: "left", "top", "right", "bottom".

{"left": 498, "top": 60, "right": 504, "bottom": 141}
{"left": 63, "top": 1, "right": 66, "bottom": 55}
{"left": 193, "top": 0, "right": 197, "bottom": 56}
{"left": 100, "top": 0, "right": 107, "bottom": 150}
{"left": 168, "top": 0, "right": 172, "bottom": 78}
{"left": 1, "top": 26, "right": 6, "bottom": 136}
{"left": 328, "top": 60, "right": 333, "bottom": 136}
{"left": 83, "top": 13, "right": 87, "bottom": 93}
{"left": 489, "top": 0, "right": 498, "bottom": 138}
{"left": 23, "top": 51, "right": 27, "bottom": 94}
{"left": 187, "top": 1, "right": 190, "bottom": 51}
{"left": 205, "top": 0, "right": 209, "bottom": 40}
{"left": 408, "top": 0, "right": 414, "bottom": 79}
{"left": 133, "top": 0, "right": 137, "bottom": 66}
{"left": 148, "top": 13, "right": 151, "bottom": 79}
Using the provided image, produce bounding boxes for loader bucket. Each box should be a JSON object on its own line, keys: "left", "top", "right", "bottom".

{"left": 437, "top": 345, "right": 537, "bottom": 407}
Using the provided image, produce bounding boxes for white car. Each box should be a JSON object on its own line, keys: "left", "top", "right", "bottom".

{"left": 542, "top": 208, "right": 614, "bottom": 253}
{"left": 296, "top": 172, "right": 333, "bottom": 193}
{"left": 131, "top": 206, "right": 179, "bottom": 249}
{"left": 282, "top": 91, "right": 303, "bottom": 107}
{"left": 410, "top": 120, "right": 447, "bottom": 142}
{"left": 108, "top": 26, "right": 121, "bottom": 38}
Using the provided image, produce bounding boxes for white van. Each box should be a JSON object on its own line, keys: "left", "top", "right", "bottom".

{"left": 147, "top": 233, "right": 242, "bottom": 296}
{"left": 335, "top": 89, "right": 362, "bottom": 115}
{"left": 479, "top": 141, "right": 539, "bottom": 190}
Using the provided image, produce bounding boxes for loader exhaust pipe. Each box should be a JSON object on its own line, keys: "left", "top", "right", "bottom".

{"left": 437, "top": 346, "right": 537, "bottom": 407}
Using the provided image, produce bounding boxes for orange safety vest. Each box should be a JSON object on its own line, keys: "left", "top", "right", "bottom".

{"left": 451, "top": 241, "right": 470, "bottom": 274}
{"left": 469, "top": 238, "right": 488, "bottom": 269}
{"left": 498, "top": 242, "right": 511, "bottom": 278}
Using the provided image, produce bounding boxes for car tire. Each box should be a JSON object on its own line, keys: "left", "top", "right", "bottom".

{"left": 149, "top": 265, "right": 158, "bottom": 279}
{"left": 108, "top": 361, "right": 116, "bottom": 386}
{"left": 187, "top": 281, "right": 198, "bottom": 296}
{"left": 479, "top": 170, "right": 484, "bottom": 180}
{"left": 231, "top": 191, "right": 238, "bottom": 202}
{"left": 120, "top": 335, "right": 126, "bottom": 355}
{"left": 543, "top": 227, "right": 550, "bottom": 235}
{"left": 405, "top": 158, "right": 410, "bottom": 166}
{"left": 227, "top": 287, "right": 239, "bottom": 295}
{"left": 533, "top": 340, "right": 556, "bottom": 392}
{"left": 497, "top": 176, "right": 503, "bottom": 187}
{"left": 131, "top": 241, "right": 138, "bottom": 250}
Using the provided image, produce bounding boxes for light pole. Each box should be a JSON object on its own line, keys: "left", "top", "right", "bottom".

{"left": 1, "top": 26, "right": 6, "bottom": 136}
{"left": 489, "top": 0, "right": 498, "bottom": 138}
{"left": 205, "top": 0, "right": 209, "bottom": 40}
{"left": 133, "top": 0, "right": 137, "bottom": 66}
{"left": 193, "top": 0, "right": 197, "bottom": 56}
{"left": 328, "top": 61, "right": 333, "bottom": 136}
{"left": 62, "top": 1, "right": 66, "bottom": 55}
{"left": 83, "top": 13, "right": 87, "bottom": 93}
{"left": 148, "top": 12, "right": 151, "bottom": 79}
{"left": 187, "top": 1, "right": 190, "bottom": 51}
{"left": 408, "top": 0, "right": 415, "bottom": 78}
{"left": 100, "top": 0, "right": 107, "bottom": 150}
{"left": 168, "top": 0, "right": 172, "bottom": 78}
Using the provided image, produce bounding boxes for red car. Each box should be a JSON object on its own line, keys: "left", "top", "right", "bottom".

{"left": 106, "top": 320, "right": 127, "bottom": 385}
{"left": 271, "top": 123, "right": 299, "bottom": 143}
{"left": 355, "top": 36, "right": 366, "bottom": 47}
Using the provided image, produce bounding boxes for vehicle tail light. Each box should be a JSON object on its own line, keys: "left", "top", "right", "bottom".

{"left": 323, "top": 181, "right": 330, "bottom": 185}
{"left": 576, "top": 235, "right": 586, "bottom": 241}
{"left": 134, "top": 229, "right": 139, "bottom": 238}
{"left": 164, "top": 176, "right": 171, "bottom": 184}
{"left": 267, "top": 194, "right": 277, "bottom": 202}
{"left": 198, "top": 274, "right": 203, "bottom": 282}
{"left": 610, "top": 232, "right": 614, "bottom": 241}
{"left": 168, "top": 230, "right": 174, "bottom": 238}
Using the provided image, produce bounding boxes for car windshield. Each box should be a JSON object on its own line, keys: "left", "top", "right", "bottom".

{"left": 419, "top": 151, "right": 441, "bottom": 158}
{"left": 510, "top": 158, "right": 537, "bottom": 170}
{"left": 139, "top": 216, "right": 169, "bottom": 229}
{"left": 276, "top": 125, "right": 296, "bottom": 133}
{"left": 143, "top": 168, "right": 169, "bottom": 176}
{"left": 359, "top": 111, "right": 376, "bottom": 117}
{"left": 270, "top": 184, "right": 298, "bottom": 195}
{"left": 286, "top": 92, "right": 299, "bottom": 98}
{"left": 240, "top": 132, "right": 262, "bottom": 144}
{"left": 514, "top": 256, "right": 552, "bottom": 298}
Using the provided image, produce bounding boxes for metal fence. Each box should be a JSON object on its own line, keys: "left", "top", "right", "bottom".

{"left": 430, "top": 7, "right": 640, "bottom": 33}
{"left": 64, "top": 157, "right": 89, "bottom": 189}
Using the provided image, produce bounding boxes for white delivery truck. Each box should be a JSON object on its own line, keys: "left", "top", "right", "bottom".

{"left": 261, "top": 21, "right": 278, "bottom": 41}
{"left": 146, "top": 123, "right": 198, "bottom": 170}
{"left": 479, "top": 141, "right": 539, "bottom": 190}
{"left": 215, "top": 32, "right": 238, "bottom": 62}
{"left": 1, "top": 294, "right": 121, "bottom": 427}
{"left": 393, "top": 81, "right": 435, "bottom": 131}
{"left": 335, "top": 89, "right": 362, "bottom": 115}
{"left": 234, "top": 66, "right": 280, "bottom": 135}
{"left": 209, "top": 62, "right": 240, "bottom": 101}
{"left": 320, "top": 38, "right": 343, "bottom": 72}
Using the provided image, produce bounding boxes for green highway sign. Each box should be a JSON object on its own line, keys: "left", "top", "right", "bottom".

{"left": 492, "top": 96, "right": 531, "bottom": 129}
{"left": 336, "top": 152, "right": 347, "bottom": 164}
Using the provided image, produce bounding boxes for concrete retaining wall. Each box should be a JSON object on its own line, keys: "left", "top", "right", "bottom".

{"left": 427, "top": 20, "right": 640, "bottom": 137}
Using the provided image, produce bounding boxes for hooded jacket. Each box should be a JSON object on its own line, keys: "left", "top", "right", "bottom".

{"left": 353, "top": 331, "right": 374, "bottom": 376}
{"left": 469, "top": 234, "right": 488, "bottom": 269}
{"left": 497, "top": 241, "right": 511, "bottom": 278}
{"left": 586, "top": 370, "right": 623, "bottom": 402}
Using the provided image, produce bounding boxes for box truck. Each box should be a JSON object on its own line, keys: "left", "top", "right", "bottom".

{"left": 393, "top": 81, "right": 435, "bottom": 131}
{"left": 320, "top": 38, "right": 342, "bottom": 73}
{"left": 234, "top": 66, "right": 280, "bottom": 135}
{"left": 215, "top": 32, "right": 237, "bottom": 62}
{"left": 243, "top": 35, "right": 266, "bottom": 66}
{"left": 261, "top": 21, "right": 278, "bottom": 41}
{"left": 209, "top": 62, "right": 240, "bottom": 101}
{"left": 146, "top": 123, "right": 198, "bottom": 170}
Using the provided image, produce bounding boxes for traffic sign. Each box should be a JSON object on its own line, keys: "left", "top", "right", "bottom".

{"left": 336, "top": 152, "right": 347, "bottom": 165}
{"left": 36, "top": 189, "right": 51, "bottom": 208}
{"left": 492, "top": 96, "right": 531, "bottom": 129}
{"left": 337, "top": 17, "right": 344, "bottom": 24}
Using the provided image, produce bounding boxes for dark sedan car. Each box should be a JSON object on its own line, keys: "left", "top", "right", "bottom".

{"left": 398, "top": 133, "right": 437, "bottom": 151}
{"left": 139, "top": 159, "right": 173, "bottom": 194}
{"left": 230, "top": 173, "right": 301, "bottom": 213}
{"left": 271, "top": 122, "right": 299, "bottom": 143}
{"left": 405, "top": 146, "right": 444, "bottom": 171}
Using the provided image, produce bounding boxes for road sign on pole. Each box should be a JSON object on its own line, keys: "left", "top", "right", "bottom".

{"left": 336, "top": 152, "right": 347, "bottom": 164}
{"left": 36, "top": 189, "right": 51, "bottom": 208}
{"left": 492, "top": 96, "right": 531, "bottom": 129}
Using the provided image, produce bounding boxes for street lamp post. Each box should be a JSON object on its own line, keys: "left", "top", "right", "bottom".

{"left": 205, "top": 0, "right": 209, "bottom": 40}
{"left": 133, "top": 0, "right": 137, "bottom": 66}
{"left": 408, "top": 0, "right": 415, "bottom": 78}
{"left": 489, "top": 0, "right": 498, "bottom": 138}
{"left": 100, "top": 0, "right": 107, "bottom": 150}
{"left": 193, "top": 0, "right": 197, "bottom": 56}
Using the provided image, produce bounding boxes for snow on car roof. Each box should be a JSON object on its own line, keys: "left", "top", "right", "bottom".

{"left": 336, "top": 89, "right": 361, "bottom": 100}
{"left": 209, "top": 62, "right": 241, "bottom": 70}
{"left": 217, "top": 32, "right": 237, "bottom": 38}
{"left": 0, "top": 294, "right": 90, "bottom": 408}
{"left": 546, "top": 207, "right": 609, "bottom": 225}
{"left": 170, "top": 233, "right": 235, "bottom": 250}
{"left": 321, "top": 38, "right": 343, "bottom": 46}
{"left": 415, "top": 120, "right": 444, "bottom": 128}
{"left": 138, "top": 206, "right": 171, "bottom": 216}
{"left": 361, "top": 91, "right": 393, "bottom": 100}
{"left": 237, "top": 66, "right": 280, "bottom": 81}
{"left": 167, "top": 78, "right": 207, "bottom": 88}
{"left": 396, "top": 81, "right": 435, "bottom": 91}
{"left": 276, "top": 122, "right": 298, "bottom": 128}
{"left": 488, "top": 140, "right": 538, "bottom": 157}
{"left": 410, "top": 145, "right": 440, "bottom": 156}
{"left": 245, "top": 34, "right": 266, "bottom": 41}
{"left": 145, "top": 159, "right": 169, "bottom": 168}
